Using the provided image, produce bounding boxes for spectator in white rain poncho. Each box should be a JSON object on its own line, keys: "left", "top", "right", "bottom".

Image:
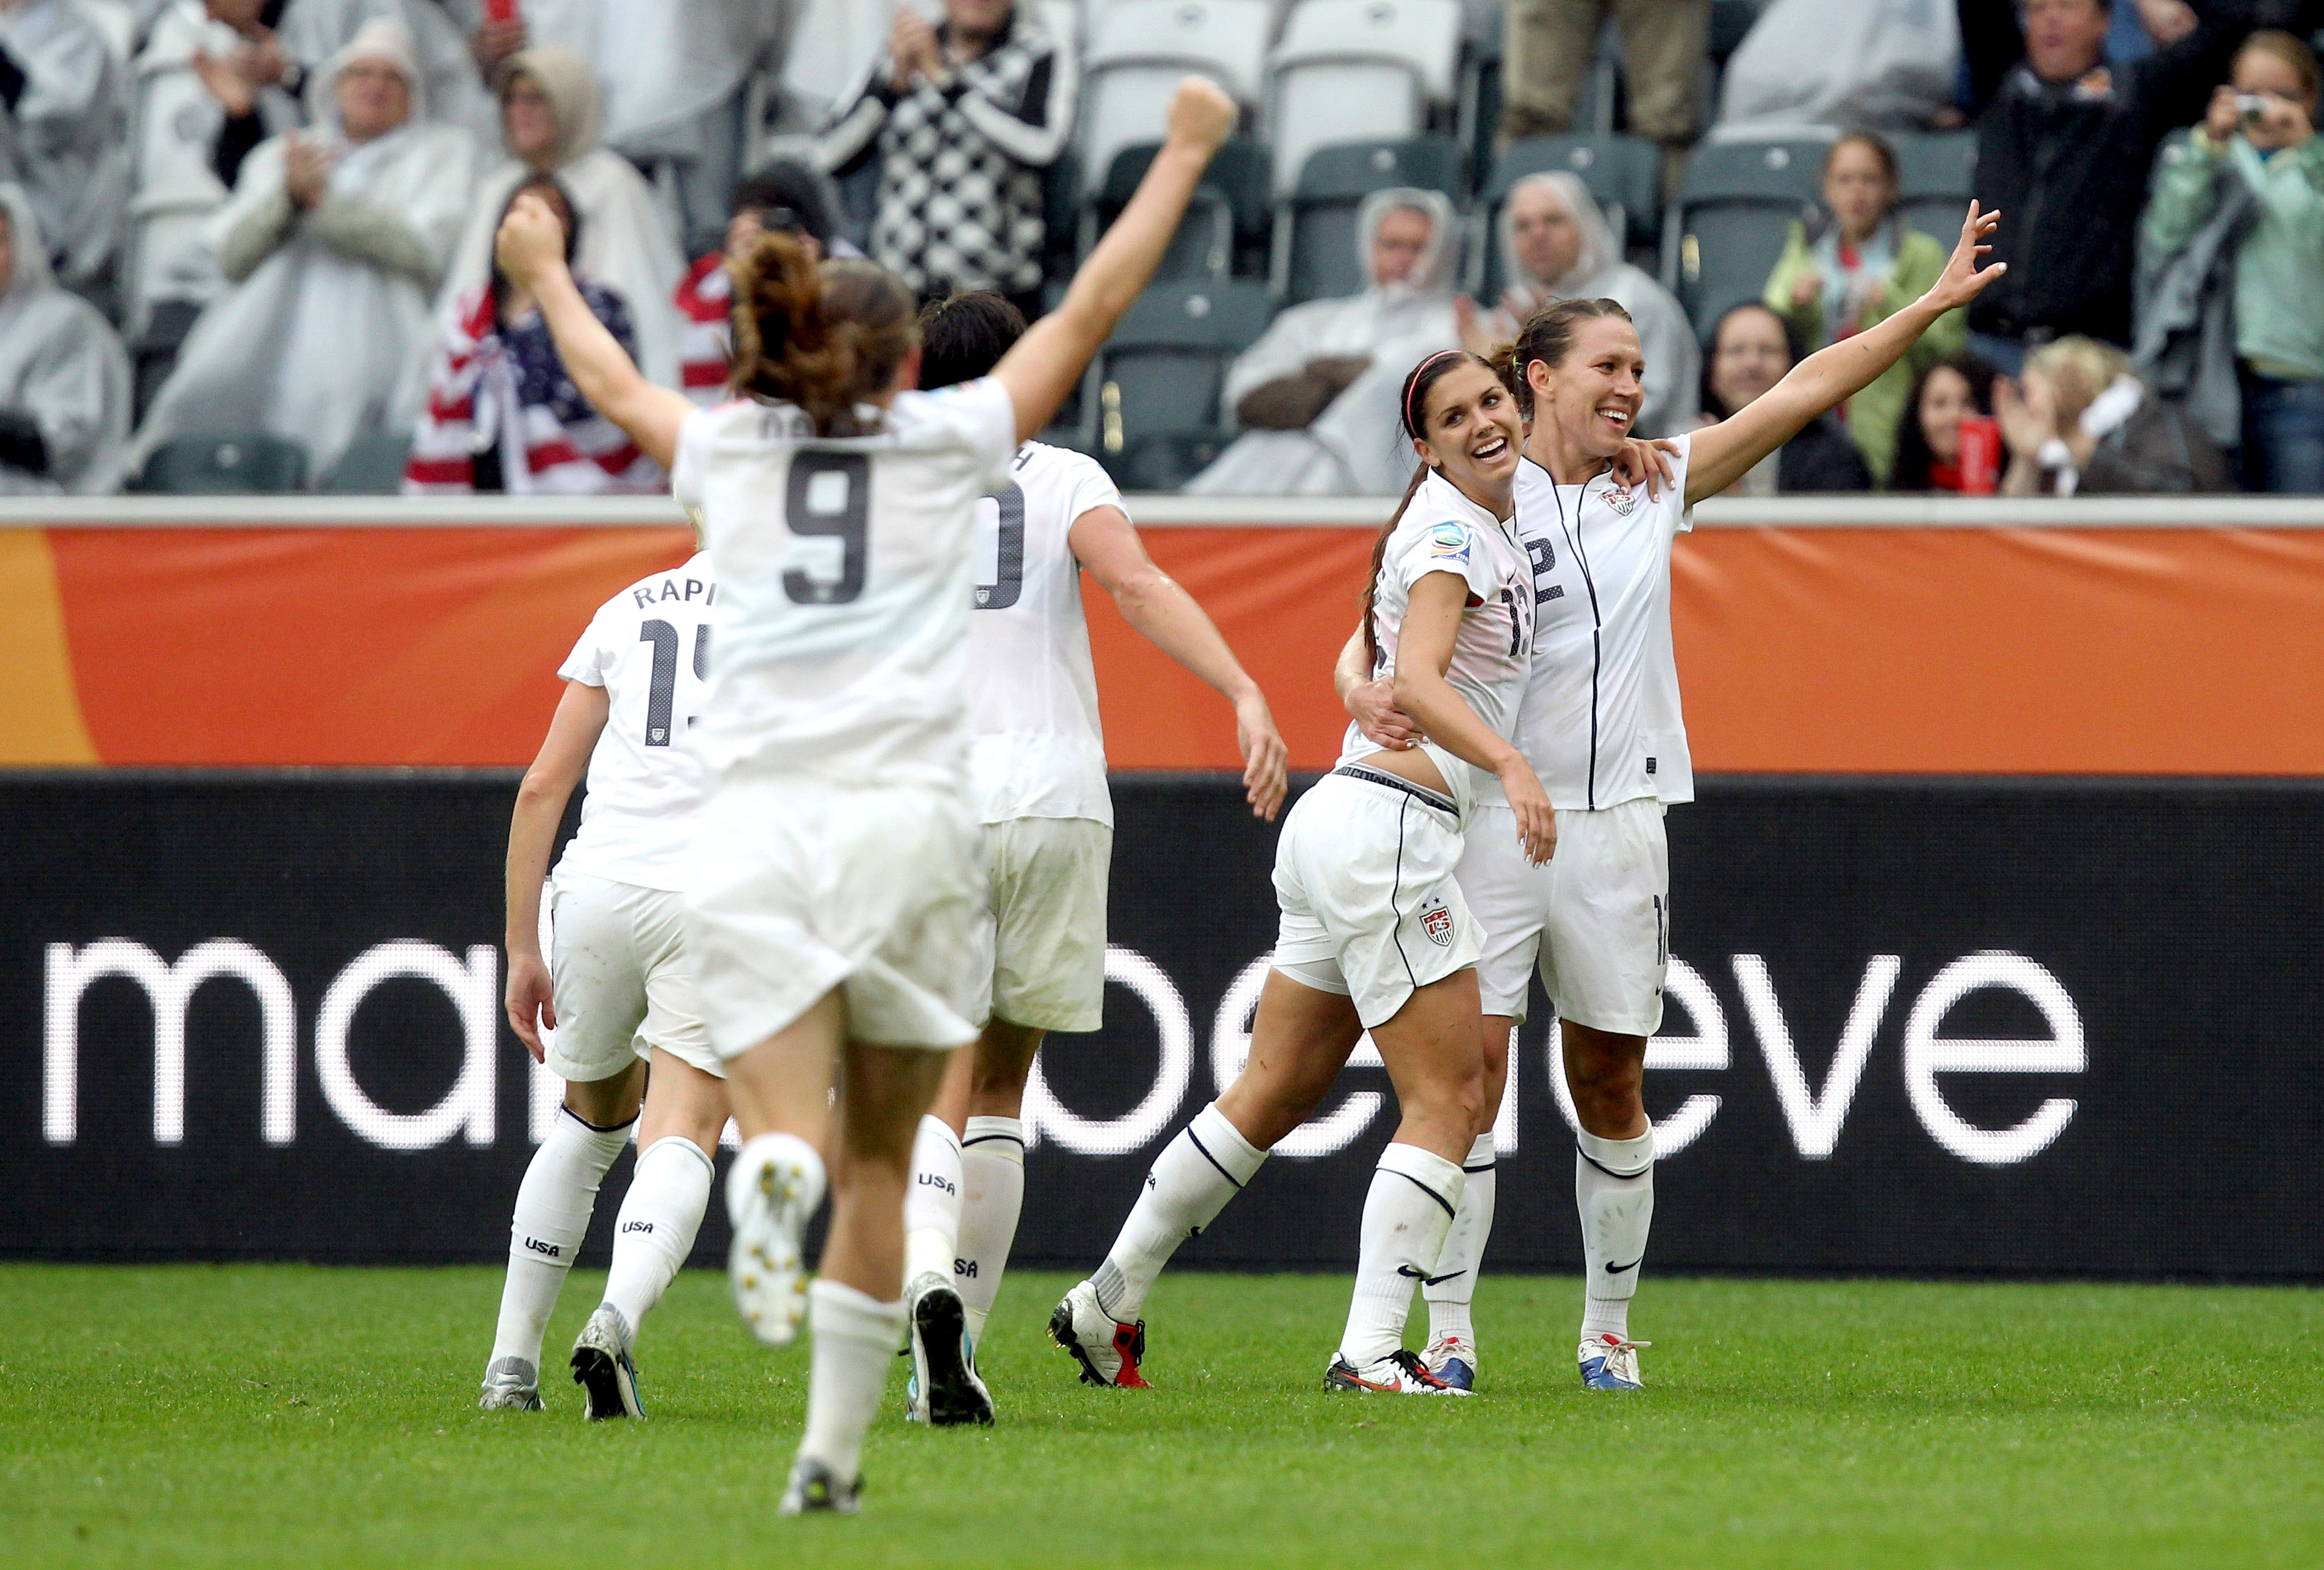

{"left": 1187, "top": 188, "right": 1461, "bottom": 496}
{"left": 127, "top": 18, "right": 476, "bottom": 488}
{"left": 1463, "top": 172, "right": 1698, "bottom": 438}
{"left": 0, "top": 183, "right": 131, "bottom": 493}
{"left": 0, "top": 0, "right": 129, "bottom": 292}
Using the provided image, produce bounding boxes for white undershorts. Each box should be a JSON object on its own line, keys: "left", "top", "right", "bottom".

{"left": 544, "top": 870, "right": 723, "bottom": 1082}
{"left": 1457, "top": 795, "right": 1670, "bottom": 1036}
{"left": 976, "top": 815, "right": 1111, "bottom": 1034}
{"left": 1272, "top": 769, "right": 1482, "bottom": 1029}
{"left": 686, "top": 776, "right": 986, "bottom": 1056}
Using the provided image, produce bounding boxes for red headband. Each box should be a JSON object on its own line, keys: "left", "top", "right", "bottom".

{"left": 1402, "top": 349, "right": 1465, "bottom": 439}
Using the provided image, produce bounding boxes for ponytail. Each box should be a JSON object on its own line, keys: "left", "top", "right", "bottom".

{"left": 726, "top": 233, "right": 917, "bottom": 437}
{"left": 1362, "top": 463, "right": 1434, "bottom": 670}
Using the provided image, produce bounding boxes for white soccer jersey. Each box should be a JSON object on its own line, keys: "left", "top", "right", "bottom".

{"left": 1511, "top": 439, "right": 1696, "bottom": 811}
{"left": 1338, "top": 468, "right": 1533, "bottom": 815}
{"left": 672, "top": 379, "right": 1020, "bottom": 787}
{"left": 552, "top": 551, "right": 719, "bottom": 892}
{"left": 965, "top": 441, "right": 1120, "bottom": 827}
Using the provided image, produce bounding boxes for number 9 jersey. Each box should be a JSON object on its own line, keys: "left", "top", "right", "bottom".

{"left": 672, "top": 379, "right": 1022, "bottom": 787}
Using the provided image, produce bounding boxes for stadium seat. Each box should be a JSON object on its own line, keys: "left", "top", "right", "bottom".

{"left": 1082, "top": 279, "right": 1274, "bottom": 488}
{"left": 134, "top": 433, "right": 307, "bottom": 495}
{"left": 324, "top": 433, "right": 413, "bottom": 495}
{"left": 1085, "top": 137, "right": 1270, "bottom": 283}
{"left": 1082, "top": 0, "right": 1274, "bottom": 195}
{"left": 1266, "top": 0, "right": 1464, "bottom": 197}
{"left": 1665, "top": 134, "right": 1827, "bottom": 339}
{"left": 1891, "top": 131, "right": 1978, "bottom": 249}
{"left": 1477, "top": 134, "right": 1663, "bottom": 298}
{"left": 1273, "top": 135, "right": 1463, "bottom": 305}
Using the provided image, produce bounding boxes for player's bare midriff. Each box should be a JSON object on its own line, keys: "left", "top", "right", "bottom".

{"left": 1357, "top": 738, "right": 1455, "bottom": 800}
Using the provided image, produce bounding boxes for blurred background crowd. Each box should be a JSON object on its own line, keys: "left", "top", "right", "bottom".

{"left": 1, "top": 0, "right": 2319, "bottom": 498}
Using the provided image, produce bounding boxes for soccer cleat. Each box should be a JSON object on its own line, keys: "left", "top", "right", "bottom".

{"left": 905, "top": 1271, "right": 993, "bottom": 1426}
{"left": 778, "top": 1457, "right": 860, "bottom": 1517}
{"left": 1047, "top": 1279, "right": 1150, "bottom": 1389}
{"left": 1422, "top": 1334, "right": 1476, "bottom": 1392}
{"left": 477, "top": 1356, "right": 543, "bottom": 1411}
{"left": 1323, "top": 1349, "right": 1470, "bottom": 1395}
{"left": 726, "top": 1142, "right": 822, "bottom": 1347}
{"left": 1577, "top": 1333, "right": 1650, "bottom": 1391}
{"left": 569, "top": 1304, "right": 644, "bottom": 1420}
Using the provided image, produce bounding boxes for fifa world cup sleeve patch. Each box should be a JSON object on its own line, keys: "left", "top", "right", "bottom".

{"left": 1427, "top": 522, "right": 1473, "bottom": 562}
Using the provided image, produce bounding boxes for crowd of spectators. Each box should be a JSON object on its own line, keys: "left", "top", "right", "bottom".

{"left": 0, "top": 0, "right": 2318, "bottom": 496}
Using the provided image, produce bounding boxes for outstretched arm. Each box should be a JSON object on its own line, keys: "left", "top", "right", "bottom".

{"left": 1071, "top": 504, "right": 1288, "bottom": 821}
{"left": 496, "top": 193, "right": 695, "bottom": 472}
{"left": 992, "top": 77, "right": 1237, "bottom": 441}
{"left": 1688, "top": 203, "right": 2007, "bottom": 506}
{"left": 504, "top": 679, "right": 609, "bottom": 1062}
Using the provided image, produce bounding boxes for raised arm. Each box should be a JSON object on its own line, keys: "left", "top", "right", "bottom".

{"left": 1070, "top": 503, "right": 1288, "bottom": 820}
{"left": 1687, "top": 203, "right": 2007, "bottom": 506}
{"left": 496, "top": 193, "right": 695, "bottom": 472}
{"left": 504, "top": 679, "right": 609, "bottom": 1061}
{"left": 1393, "top": 574, "right": 1555, "bottom": 865}
{"left": 992, "top": 77, "right": 1236, "bottom": 441}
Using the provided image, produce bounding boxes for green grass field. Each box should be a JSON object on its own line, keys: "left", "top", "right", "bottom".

{"left": 2, "top": 1265, "right": 2318, "bottom": 1568}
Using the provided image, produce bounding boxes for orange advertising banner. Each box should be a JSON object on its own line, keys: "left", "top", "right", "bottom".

{"left": 7, "top": 519, "right": 2324, "bottom": 774}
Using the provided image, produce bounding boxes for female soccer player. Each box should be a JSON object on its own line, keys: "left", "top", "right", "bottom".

{"left": 1052, "top": 348, "right": 1551, "bottom": 1396}
{"left": 1351, "top": 200, "right": 2007, "bottom": 1394}
{"left": 481, "top": 548, "right": 732, "bottom": 1421}
{"left": 895, "top": 291, "right": 1290, "bottom": 1426}
{"left": 494, "top": 77, "right": 1237, "bottom": 1511}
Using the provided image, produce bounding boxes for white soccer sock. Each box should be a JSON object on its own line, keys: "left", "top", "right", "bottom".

{"left": 903, "top": 1114, "right": 964, "bottom": 1287}
{"left": 1424, "top": 1132, "right": 1498, "bottom": 1350}
{"left": 489, "top": 1105, "right": 634, "bottom": 1371}
{"left": 1088, "top": 1102, "right": 1266, "bottom": 1323}
{"left": 600, "top": 1136, "right": 715, "bottom": 1341}
{"left": 796, "top": 1279, "right": 908, "bottom": 1485}
{"left": 955, "top": 1115, "right": 1026, "bottom": 1344}
{"left": 1339, "top": 1142, "right": 1464, "bottom": 1368}
{"left": 1576, "top": 1126, "right": 1656, "bottom": 1344}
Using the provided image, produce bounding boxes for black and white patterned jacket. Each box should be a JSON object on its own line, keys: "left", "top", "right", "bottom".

{"left": 818, "top": 8, "right": 1077, "bottom": 298}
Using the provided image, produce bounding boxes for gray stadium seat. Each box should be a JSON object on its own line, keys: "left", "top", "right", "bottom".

{"left": 1266, "top": 0, "right": 1464, "bottom": 197}
{"left": 1082, "top": 0, "right": 1273, "bottom": 195}
{"left": 1083, "top": 279, "right": 1275, "bottom": 489}
{"left": 1891, "top": 131, "right": 1978, "bottom": 249}
{"left": 1478, "top": 134, "right": 1662, "bottom": 298}
{"left": 135, "top": 433, "right": 307, "bottom": 495}
{"left": 1085, "top": 137, "right": 1271, "bottom": 283}
{"left": 1665, "top": 135, "right": 1826, "bottom": 339}
{"left": 1274, "top": 135, "right": 1464, "bottom": 305}
{"left": 324, "top": 433, "right": 414, "bottom": 495}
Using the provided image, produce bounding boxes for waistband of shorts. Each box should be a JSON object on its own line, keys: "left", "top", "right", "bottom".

{"left": 1330, "top": 763, "right": 1458, "bottom": 819}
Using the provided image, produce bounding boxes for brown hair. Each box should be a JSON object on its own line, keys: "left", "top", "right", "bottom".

{"left": 725, "top": 232, "right": 917, "bottom": 436}
{"left": 1824, "top": 129, "right": 1899, "bottom": 188}
{"left": 2238, "top": 29, "right": 2322, "bottom": 107}
{"left": 1361, "top": 349, "right": 1498, "bottom": 669}
{"left": 1492, "top": 296, "right": 1635, "bottom": 419}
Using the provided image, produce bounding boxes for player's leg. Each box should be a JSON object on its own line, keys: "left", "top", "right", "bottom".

{"left": 1421, "top": 1014, "right": 1509, "bottom": 1390}
{"left": 900, "top": 1047, "right": 976, "bottom": 1426}
{"left": 788, "top": 1038, "right": 953, "bottom": 1509}
{"left": 952, "top": 1019, "right": 1042, "bottom": 1344}
{"left": 482, "top": 873, "right": 648, "bottom": 1410}
{"left": 1053, "top": 969, "right": 1361, "bottom": 1387}
{"left": 1326, "top": 969, "right": 1483, "bottom": 1395}
{"left": 721, "top": 990, "right": 843, "bottom": 1349}
{"left": 1543, "top": 798, "right": 1669, "bottom": 1391}
{"left": 574, "top": 1053, "right": 728, "bottom": 1420}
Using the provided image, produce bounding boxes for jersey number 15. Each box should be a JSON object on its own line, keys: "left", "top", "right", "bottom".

{"left": 637, "top": 620, "right": 708, "bottom": 746}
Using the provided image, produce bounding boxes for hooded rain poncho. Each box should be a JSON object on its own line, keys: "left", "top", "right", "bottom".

{"left": 0, "top": 183, "right": 130, "bottom": 493}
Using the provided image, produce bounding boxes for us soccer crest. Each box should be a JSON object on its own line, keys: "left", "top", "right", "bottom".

{"left": 1605, "top": 482, "right": 1638, "bottom": 517}
{"left": 1419, "top": 898, "right": 1456, "bottom": 947}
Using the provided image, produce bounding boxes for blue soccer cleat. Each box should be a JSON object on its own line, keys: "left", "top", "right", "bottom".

{"left": 1577, "top": 1333, "right": 1649, "bottom": 1390}
{"left": 1422, "top": 1334, "right": 1476, "bottom": 1392}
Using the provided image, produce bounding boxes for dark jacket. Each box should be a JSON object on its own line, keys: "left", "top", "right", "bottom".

{"left": 1970, "top": 20, "right": 2241, "bottom": 347}
{"left": 2079, "top": 396, "right": 2236, "bottom": 493}
{"left": 1779, "top": 415, "right": 1874, "bottom": 493}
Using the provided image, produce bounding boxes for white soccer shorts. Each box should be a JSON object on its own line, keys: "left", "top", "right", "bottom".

{"left": 686, "top": 776, "right": 986, "bottom": 1057}
{"left": 1272, "top": 769, "right": 1483, "bottom": 1030}
{"left": 1458, "top": 795, "right": 1670, "bottom": 1037}
{"left": 544, "top": 870, "right": 723, "bottom": 1083}
{"left": 976, "top": 815, "right": 1111, "bottom": 1034}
